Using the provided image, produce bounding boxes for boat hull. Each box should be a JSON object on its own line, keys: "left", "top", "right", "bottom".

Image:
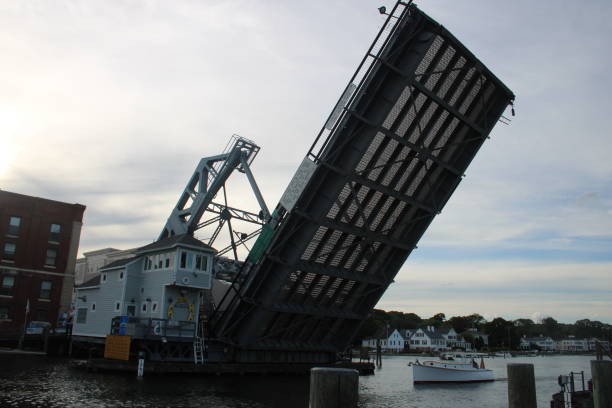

{"left": 411, "top": 361, "right": 495, "bottom": 384}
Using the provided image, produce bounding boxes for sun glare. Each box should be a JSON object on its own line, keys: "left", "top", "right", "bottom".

{"left": 0, "top": 138, "right": 17, "bottom": 176}
{"left": 0, "top": 108, "right": 23, "bottom": 177}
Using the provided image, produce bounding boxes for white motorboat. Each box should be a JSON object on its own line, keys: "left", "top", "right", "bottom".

{"left": 410, "top": 357, "right": 494, "bottom": 384}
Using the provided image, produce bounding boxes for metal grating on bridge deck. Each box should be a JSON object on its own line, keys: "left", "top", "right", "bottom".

{"left": 212, "top": 2, "right": 515, "bottom": 362}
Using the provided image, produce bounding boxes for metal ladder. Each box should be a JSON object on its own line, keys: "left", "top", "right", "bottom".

{"left": 193, "top": 320, "right": 207, "bottom": 364}
{"left": 193, "top": 337, "right": 204, "bottom": 364}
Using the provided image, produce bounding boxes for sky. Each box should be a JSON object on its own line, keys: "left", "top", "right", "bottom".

{"left": 1, "top": 0, "right": 611, "bottom": 324}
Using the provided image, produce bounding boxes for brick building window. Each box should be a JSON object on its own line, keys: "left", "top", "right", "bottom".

{"left": 7, "top": 216, "right": 21, "bottom": 236}
{"left": 45, "top": 248, "right": 57, "bottom": 266}
{"left": 0, "top": 305, "right": 9, "bottom": 320}
{"left": 0, "top": 275, "right": 15, "bottom": 296}
{"left": 49, "top": 224, "right": 61, "bottom": 243}
{"left": 40, "top": 280, "right": 52, "bottom": 299}
{"left": 2, "top": 242, "right": 16, "bottom": 262}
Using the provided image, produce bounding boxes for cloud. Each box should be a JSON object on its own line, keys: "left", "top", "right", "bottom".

{"left": 2, "top": 0, "right": 612, "bottom": 323}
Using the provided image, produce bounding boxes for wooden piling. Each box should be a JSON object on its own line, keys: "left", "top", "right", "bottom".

{"left": 42, "top": 327, "right": 49, "bottom": 354}
{"left": 309, "top": 367, "right": 358, "bottom": 408}
{"left": 591, "top": 360, "right": 612, "bottom": 408}
{"left": 507, "top": 363, "right": 536, "bottom": 408}
{"left": 375, "top": 340, "right": 382, "bottom": 367}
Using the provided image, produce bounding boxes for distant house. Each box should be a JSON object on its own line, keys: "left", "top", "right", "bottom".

{"left": 520, "top": 335, "right": 555, "bottom": 351}
{"left": 406, "top": 326, "right": 472, "bottom": 352}
{"left": 361, "top": 326, "right": 474, "bottom": 352}
{"left": 362, "top": 328, "right": 414, "bottom": 352}
{"left": 587, "top": 338, "right": 610, "bottom": 351}
{"left": 387, "top": 329, "right": 405, "bottom": 352}
{"left": 442, "top": 327, "right": 472, "bottom": 350}
{"left": 556, "top": 336, "right": 588, "bottom": 352}
{"left": 463, "top": 328, "right": 489, "bottom": 347}
{"left": 401, "top": 329, "right": 415, "bottom": 349}
{"left": 409, "top": 327, "right": 447, "bottom": 351}
{"left": 361, "top": 327, "right": 389, "bottom": 350}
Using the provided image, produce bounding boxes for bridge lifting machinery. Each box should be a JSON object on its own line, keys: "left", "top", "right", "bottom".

{"left": 160, "top": 135, "right": 270, "bottom": 268}
{"left": 159, "top": 1, "right": 515, "bottom": 364}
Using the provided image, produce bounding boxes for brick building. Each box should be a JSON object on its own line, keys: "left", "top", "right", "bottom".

{"left": 0, "top": 190, "right": 85, "bottom": 330}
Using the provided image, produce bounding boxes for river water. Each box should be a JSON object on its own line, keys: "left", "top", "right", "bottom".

{"left": 0, "top": 354, "right": 594, "bottom": 407}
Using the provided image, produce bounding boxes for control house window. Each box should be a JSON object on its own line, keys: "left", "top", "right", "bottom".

{"left": 0, "top": 275, "right": 15, "bottom": 296}
{"left": 7, "top": 216, "right": 21, "bottom": 236}
{"left": 195, "top": 254, "right": 208, "bottom": 271}
{"left": 40, "top": 280, "right": 52, "bottom": 299}
{"left": 45, "top": 248, "right": 57, "bottom": 267}
{"left": 49, "top": 223, "right": 61, "bottom": 243}
{"left": 115, "top": 301, "right": 121, "bottom": 312}
{"left": 2, "top": 243, "right": 16, "bottom": 262}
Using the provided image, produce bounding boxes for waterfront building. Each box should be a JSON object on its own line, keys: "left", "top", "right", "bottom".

{"left": 361, "top": 327, "right": 389, "bottom": 350}
{"left": 519, "top": 335, "right": 556, "bottom": 351}
{"left": 75, "top": 247, "right": 136, "bottom": 286}
{"left": 463, "top": 327, "right": 489, "bottom": 346}
{"left": 441, "top": 327, "right": 472, "bottom": 350}
{"left": 556, "top": 336, "right": 589, "bottom": 352}
{"left": 409, "top": 327, "right": 448, "bottom": 351}
{"left": 72, "top": 234, "right": 214, "bottom": 340}
{"left": 362, "top": 326, "right": 473, "bottom": 352}
{"left": 386, "top": 329, "right": 405, "bottom": 352}
{"left": 401, "top": 329, "right": 415, "bottom": 349}
{"left": 587, "top": 338, "right": 610, "bottom": 351}
{"left": 0, "top": 190, "right": 85, "bottom": 330}
{"left": 407, "top": 326, "right": 472, "bottom": 351}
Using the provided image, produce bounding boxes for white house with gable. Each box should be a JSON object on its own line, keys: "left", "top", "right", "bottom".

{"left": 386, "top": 329, "right": 405, "bottom": 352}
{"left": 409, "top": 327, "right": 447, "bottom": 351}
{"left": 520, "top": 335, "right": 555, "bottom": 351}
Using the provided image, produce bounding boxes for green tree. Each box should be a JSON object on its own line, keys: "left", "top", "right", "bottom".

{"left": 482, "top": 317, "right": 520, "bottom": 349}
{"left": 448, "top": 315, "right": 474, "bottom": 333}
{"left": 541, "top": 317, "right": 560, "bottom": 338}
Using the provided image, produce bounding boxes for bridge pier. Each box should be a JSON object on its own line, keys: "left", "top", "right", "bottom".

{"left": 309, "top": 367, "right": 358, "bottom": 408}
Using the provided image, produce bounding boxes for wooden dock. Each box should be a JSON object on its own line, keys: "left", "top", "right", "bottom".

{"left": 78, "top": 358, "right": 375, "bottom": 376}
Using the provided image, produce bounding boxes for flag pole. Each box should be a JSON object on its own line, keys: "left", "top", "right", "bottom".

{"left": 17, "top": 298, "right": 30, "bottom": 350}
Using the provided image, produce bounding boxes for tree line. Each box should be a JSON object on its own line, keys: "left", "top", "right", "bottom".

{"left": 355, "top": 309, "right": 612, "bottom": 349}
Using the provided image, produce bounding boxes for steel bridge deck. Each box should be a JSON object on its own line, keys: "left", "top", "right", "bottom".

{"left": 212, "top": 2, "right": 514, "bottom": 363}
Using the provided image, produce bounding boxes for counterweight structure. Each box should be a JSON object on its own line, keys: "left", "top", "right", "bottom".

{"left": 208, "top": 2, "right": 515, "bottom": 363}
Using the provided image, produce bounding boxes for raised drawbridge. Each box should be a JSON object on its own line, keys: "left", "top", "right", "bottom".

{"left": 165, "top": 1, "right": 515, "bottom": 364}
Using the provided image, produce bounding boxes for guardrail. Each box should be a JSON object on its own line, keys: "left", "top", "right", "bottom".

{"left": 110, "top": 316, "right": 196, "bottom": 340}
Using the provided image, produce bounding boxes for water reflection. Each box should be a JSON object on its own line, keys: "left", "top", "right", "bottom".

{"left": 0, "top": 354, "right": 595, "bottom": 408}
{"left": 0, "top": 356, "right": 309, "bottom": 408}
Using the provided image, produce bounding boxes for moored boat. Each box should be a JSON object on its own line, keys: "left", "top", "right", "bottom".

{"left": 410, "top": 357, "right": 495, "bottom": 384}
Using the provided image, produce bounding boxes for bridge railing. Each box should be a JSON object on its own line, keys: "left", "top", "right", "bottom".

{"left": 110, "top": 316, "right": 196, "bottom": 340}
